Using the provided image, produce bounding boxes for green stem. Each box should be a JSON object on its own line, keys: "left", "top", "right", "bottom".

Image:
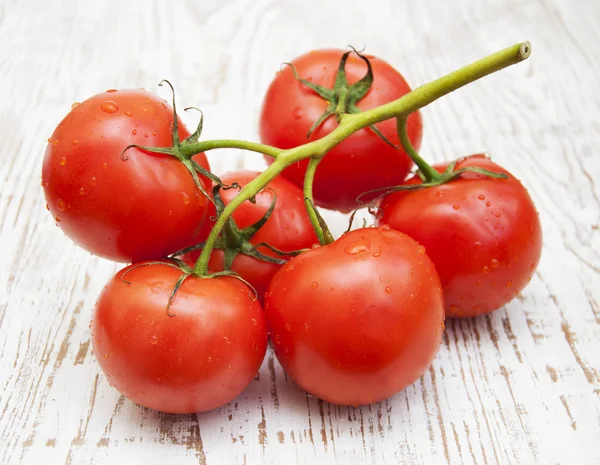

{"left": 396, "top": 116, "right": 441, "bottom": 181}
{"left": 303, "top": 158, "right": 334, "bottom": 245}
{"left": 180, "top": 140, "right": 282, "bottom": 159}
{"left": 193, "top": 42, "right": 531, "bottom": 275}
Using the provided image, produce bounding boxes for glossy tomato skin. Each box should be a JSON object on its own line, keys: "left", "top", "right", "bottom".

{"left": 264, "top": 227, "right": 444, "bottom": 406}
{"left": 92, "top": 262, "right": 268, "bottom": 414}
{"left": 42, "top": 89, "right": 211, "bottom": 263}
{"left": 379, "top": 155, "right": 542, "bottom": 318}
{"left": 183, "top": 171, "right": 318, "bottom": 300}
{"left": 259, "top": 49, "right": 422, "bottom": 212}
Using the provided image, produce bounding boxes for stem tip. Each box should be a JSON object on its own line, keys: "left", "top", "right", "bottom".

{"left": 518, "top": 42, "right": 531, "bottom": 61}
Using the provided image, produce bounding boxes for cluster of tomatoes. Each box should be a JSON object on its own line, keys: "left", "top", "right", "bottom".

{"left": 41, "top": 49, "right": 542, "bottom": 414}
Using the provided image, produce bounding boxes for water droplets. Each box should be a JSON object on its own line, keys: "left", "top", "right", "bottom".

{"left": 181, "top": 192, "right": 190, "bottom": 204}
{"left": 72, "top": 139, "right": 79, "bottom": 146}
{"left": 483, "top": 265, "right": 489, "bottom": 273}
{"left": 506, "top": 280, "right": 513, "bottom": 288}
{"left": 102, "top": 162, "right": 108, "bottom": 169}
{"left": 284, "top": 323, "right": 292, "bottom": 332}
{"left": 150, "top": 281, "right": 164, "bottom": 294}
{"left": 485, "top": 201, "right": 491, "bottom": 207}
{"left": 101, "top": 101, "right": 119, "bottom": 113}
{"left": 71, "top": 102, "right": 80, "bottom": 109}
{"left": 385, "top": 286, "right": 392, "bottom": 294}
{"left": 303, "top": 323, "right": 309, "bottom": 333}
{"left": 251, "top": 318, "right": 258, "bottom": 326}
{"left": 478, "top": 194, "right": 485, "bottom": 200}
{"left": 57, "top": 198, "right": 66, "bottom": 211}
{"left": 90, "top": 176, "right": 97, "bottom": 186}
{"left": 452, "top": 204, "right": 460, "bottom": 210}
{"left": 474, "top": 241, "right": 482, "bottom": 248}
{"left": 79, "top": 187, "right": 85, "bottom": 195}
{"left": 491, "top": 258, "right": 500, "bottom": 268}
{"left": 372, "top": 249, "right": 382, "bottom": 258}
{"left": 106, "top": 89, "right": 117, "bottom": 93}
{"left": 60, "top": 157, "right": 67, "bottom": 166}
{"left": 55, "top": 215, "right": 62, "bottom": 223}
{"left": 224, "top": 336, "right": 232, "bottom": 344}
{"left": 150, "top": 335, "right": 159, "bottom": 345}
{"left": 344, "top": 237, "right": 371, "bottom": 255}
{"left": 132, "top": 129, "right": 137, "bottom": 135}
{"left": 124, "top": 111, "right": 133, "bottom": 117}
{"left": 311, "top": 282, "right": 318, "bottom": 290}
{"left": 417, "top": 245, "right": 426, "bottom": 255}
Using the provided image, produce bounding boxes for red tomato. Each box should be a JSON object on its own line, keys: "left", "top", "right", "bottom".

{"left": 259, "top": 49, "right": 422, "bottom": 212}
{"left": 183, "top": 171, "right": 318, "bottom": 300}
{"left": 92, "top": 262, "right": 268, "bottom": 414}
{"left": 378, "top": 155, "right": 542, "bottom": 318}
{"left": 264, "top": 227, "right": 444, "bottom": 405}
{"left": 42, "top": 89, "right": 211, "bottom": 263}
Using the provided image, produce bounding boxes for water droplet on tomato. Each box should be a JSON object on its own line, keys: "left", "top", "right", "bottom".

{"left": 57, "top": 198, "right": 66, "bottom": 211}
{"left": 474, "top": 241, "right": 482, "bottom": 248}
{"left": 491, "top": 258, "right": 499, "bottom": 268}
{"left": 311, "top": 243, "right": 320, "bottom": 249}
{"left": 384, "top": 286, "right": 392, "bottom": 294}
{"left": 101, "top": 101, "right": 119, "bottom": 113}
{"left": 224, "top": 336, "right": 232, "bottom": 344}
{"left": 132, "top": 129, "right": 137, "bottom": 135}
{"left": 287, "top": 264, "right": 295, "bottom": 271}
{"left": 45, "top": 203, "right": 49, "bottom": 211}
{"left": 207, "top": 357, "right": 213, "bottom": 363}
{"left": 303, "top": 323, "right": 309, "bottom": 333}
{"left": 144, "top": 133, "right": 149, "bottom": 138}
{"left": 273, "top": 334, "right": 281, "bottom": 344}
{"left": 417, "top": 245, "right": 426, "bottom": 254}
{"left": 284, "top": 323, "right": 292, "bottom": 332}
{"left": 79, "top": 187, "right": 85, "bottom": 195}
{"left": 495, "top": 212, "right": 501, "bottom": 218}
{"left": 372, "top": 249, "right": 382, "bottom": 257}
{"left": 251, "top": 318, "right": 257, "bottom": 326}
{"left": 181, "top": 192, "right": 190, "bottom": 204}
{"left": 104, "top": 353, "right": 109, "bottom": 359}
{"left": 124, "top": 111, "right": 133, "bottom": 117}
{"left": 106, "top": 89, "right": 117, "bottom": 93}
{"left": 483, "top": 266, "right": 489, "bottom": 273}
{"left": 486, "top": 201, "right": 491, "bottom": 207}
{"left": 55, "top": 215, "right": 62, "bottom": 222}
{"left": 150, "top": 335, "right": 159, "bottom": 345}
{"left": 506, "top": 280, "right": 513, "bottom": 288}
{"left": 152, "top": 131, "right": 157, "bottom": 137}
{"left": 344, "top": 237, "right": 371, "bottom": 255}
{"left": 478, "top": 194, "right": 485, "bottom": 200}
{"left": 311, "top": 282, "right": 318, "bottom": 290}
{"left": 449, "top": 304, "right": 463, "bottom": 315}
{"left": 60, "top": 157, "right": 66, "bottom": 166}
{"left": 529, "top": 263, "right": 536, "bottom": 271}
{"left": 71, "top": 102, "right": 80, "bottom": 110}
{"left": 91, "top": 177, "right": 97, "bottom": 186}
{"left": 150, "top": 281, "right": 164, "bottom": 294}
{"left": 452, "top": 204, "right": 460, "bottom": 210}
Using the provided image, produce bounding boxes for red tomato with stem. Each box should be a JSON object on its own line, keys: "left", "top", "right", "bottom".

{"left": 259, "top": 49, "right": 422, "bottom": 213}
{"left": 183, "top": 171, "right": 318, "bottom": 300}
{"left": 378, "top": 154, "right": 542, "bottom": 318}
{"left": 42, "top": 89, "right": 211, "bottom": 263}
{"left": 264, "top": 227, "right": 444, "bottom": 406}
{"left": 92, "top": 262, "right": 268, "bottom": 414}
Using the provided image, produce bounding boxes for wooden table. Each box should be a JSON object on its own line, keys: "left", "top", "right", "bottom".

{"left": 1, "top": 0, "right": 598, "bottom": 463}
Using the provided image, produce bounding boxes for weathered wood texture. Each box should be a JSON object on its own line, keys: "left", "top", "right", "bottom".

{"left": 1, "top": 0, "right": 599, "bottom": 464}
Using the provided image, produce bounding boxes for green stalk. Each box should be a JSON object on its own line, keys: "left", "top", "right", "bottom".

{"left": 193, "top": 42, "right": 531, "bottom": 275}
{"left": 180, "top": 140, "right": 282, "bottom": 159}
{"left": 396, "top": 116, "right": 441, "bottom": 181}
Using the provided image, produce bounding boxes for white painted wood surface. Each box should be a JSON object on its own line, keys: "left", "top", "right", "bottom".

{"left": 1, "top": 0, "right": 599, "bottom": 463}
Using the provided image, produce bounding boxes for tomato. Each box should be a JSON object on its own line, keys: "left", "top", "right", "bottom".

{"left": 92, "top": 262, "right": 268, "bottom": 413}
{"left": 41, "top": 89, "right": 211, "bottom": 263}
{"left": 259, "top": 49, "right": 422, "bottom": 213}
{"left": 183, "top": 171, "right": 318, "bottom": 300}
{"left": 378, "top": 155, "right": 542, "bottom": 318}
{"left": 264, "top": 227, "right": 444, "bottom": 405}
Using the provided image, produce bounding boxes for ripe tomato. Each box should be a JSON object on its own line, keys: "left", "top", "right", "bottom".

{"left": 183, "top": 171, "right": 318, "bottom": 300}
{"left": 264, "top": 227, "right": 444, "bottom": 405}
{"left": 92, "top": 262, "right": 268, "bottom": 414}
{"left": 42, "top": 89, "right": 211, "bottom": 263}
{"left": 259, "top": 49, "right": 422, "bottom": 213}
{"left": 378, "top": 155, "right": 543, "bottom": 318}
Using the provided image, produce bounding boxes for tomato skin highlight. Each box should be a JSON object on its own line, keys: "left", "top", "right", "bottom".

{"left": 379, "top": 155, "right": 543, "bottom": 317}
{"left": 91, "top": 262, "right": 268, "bottom": 414}
{"left": 259, "top": 49, "right": 422, "bottom": 212}
{"left": 183, "top": 171, "right": 318, "bottom": 300}
{"left": 42, "top": 89, "right": 211, "bottom": 263}
{"left": 264, "top": 227, "right": 444, "bottom": 406}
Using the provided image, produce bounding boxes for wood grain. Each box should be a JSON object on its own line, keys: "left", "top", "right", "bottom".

{"left": 1, "top": 0, "right": 599, "bottom": 464}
